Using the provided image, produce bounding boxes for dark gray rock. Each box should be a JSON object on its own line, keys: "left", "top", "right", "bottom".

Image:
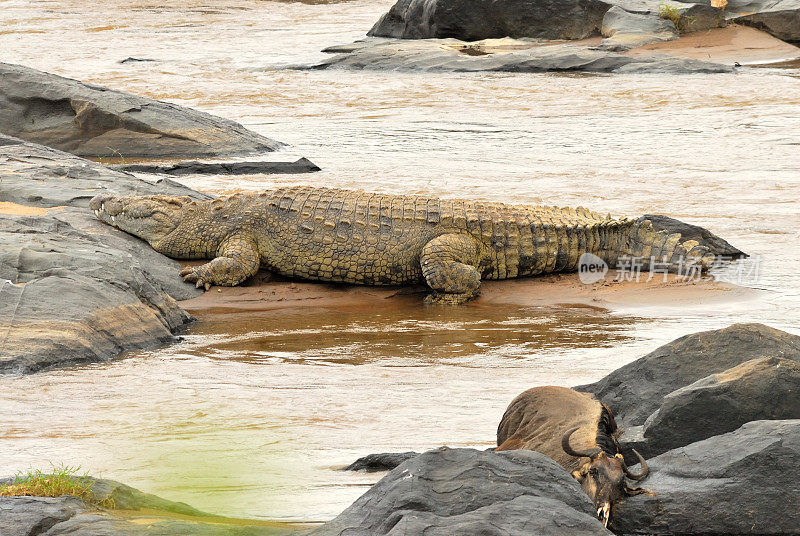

{"left": 0, "top": 133, "right": 209, "bottom": 208}
{"left": 311, "top": 447, "right": 612, "bottom": 536}
{"left": 675, "top": 4, "right": 725, "bottom": 32}
{"left": 118, "top": 57, "right": 158, "bottom": 64}
{"left": 0, "top": 477, "right": 294, "bottom": 536}
{"left": 670, "top": 0, "right": 800, "bottom": 41}
{"left": 343, "top": 452, "right": 420, "bottom": 472}
{"left": 0, "top": 496, "right": 85, "bottom": 536}
{"left": 611, "top": 420, "right": 800, "bottom": 534}
{"left": 379, "top": 495, "right": 612, "bottom": 536}
{"left": 576, "top": 323, "right": 800, "bottom": 427}
{"left": 599, "top": 7, "right": 678, "bottom": 51}
{"left": 736, "top": 4, "right": 800, "bottom": 43}
{"left": 640, "top": 214, "right": 747, "bottom": 258}
{"left": 638, "top": 357, "right": 800, "bottom": 457}
{"left": 0, "top": 62, "right": 284, "bottom": 159}
{"left": 315, "top": 38, "right": 732, "bottom": 73}
{"left": 116, "top": 157, "right": 321, "bottom": 176}
{"left": 0, "top": 216, "right": 192, "bottom": 374}
{"left": 0, "top": 135, "right": 210, "bottom": 374}
{"left": 367, "top": 0, "right": 612, "bottom": 41}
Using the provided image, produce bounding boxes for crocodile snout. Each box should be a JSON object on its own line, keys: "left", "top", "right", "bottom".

{"left": 89, "top": 194, "right": 128, "bottom": 227}
{"left": 89, "top": 194, "right": 120, "bottom": 214}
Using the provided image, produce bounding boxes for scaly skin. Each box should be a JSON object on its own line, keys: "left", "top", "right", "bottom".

{"left": 89, "top": 187, "right": 715, "bottom": 304}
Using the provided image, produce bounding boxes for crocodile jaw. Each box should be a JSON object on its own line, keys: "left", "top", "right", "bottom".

{"left": 89, "top": 193, "right": 184, "bottom": 246}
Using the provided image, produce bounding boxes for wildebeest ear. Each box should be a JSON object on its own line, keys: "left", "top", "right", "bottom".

{"left": 572, "top": 469, "right": 584, "bottom": 480}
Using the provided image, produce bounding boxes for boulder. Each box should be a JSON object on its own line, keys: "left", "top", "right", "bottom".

{"left": 0, "top": 62, "right": 284, "bottom": 159}
{"left": 599, "top": 7, "right": 679, "bottom": 51}
{"left": 311, "top": 447, "right": 612, "bottom": 536}
{"left": 0, "top": 135, "right": 209, "bottom": 374}
{"left": 674, "top": 4, "right": 725, "bottom": 32}
{"left": 736, "top": 4, "right": 800, "bottom": 43}
{"left": 640, "top": 214, "right": 746, "bottom": 258}
{"left": 611, "top": 420, "right": 800, "bottom": 534}
{"left": 367, "top": 0, "right": 613, "bottom": 41}
{"left": 316, "top": 38, "right": 732, "bottom": 73}
{"left": 576, "top": 323, "right": 800, "bottom": 427}
{"left": 638, "top": 357, "right": 800, "bottom": 457}
{"left": 343, "top": 452, "right": 420, "bottom": 472}
{"left": 0, "top": 215, "right": 192, "bottom": 374}
{"left": 668, "top": 0, "right": 800, "bottom": 41}
{"left": 0, "top": 477, "right": 294, "bottom": 536}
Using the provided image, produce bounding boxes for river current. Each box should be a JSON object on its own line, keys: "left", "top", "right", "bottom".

{"left": 1, "top": 0, "right": 799, "bottom": 523}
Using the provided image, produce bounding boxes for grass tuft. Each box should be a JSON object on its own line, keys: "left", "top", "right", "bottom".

{"left": 658, "top": 3, "right": 683, "bottom": 26}
{"left": 0, "top": 464, "right": 115, "bottom": 509}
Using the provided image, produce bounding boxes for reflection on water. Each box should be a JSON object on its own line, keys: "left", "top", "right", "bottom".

{"left": 1, "top": 0, "right": 799, "bottom": 524}
{"left": 191, "top": 303, "right": 636, "bottom": 366}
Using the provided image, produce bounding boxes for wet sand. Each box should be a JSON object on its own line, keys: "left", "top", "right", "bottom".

{"left": 0, "top": 201, "right": 56, "bottom": 216}
{"left": 627, "top": 24, "right": 800, "bottom": 65}
{"left": 180, "top": 267, "right": 761, "bottom": 316}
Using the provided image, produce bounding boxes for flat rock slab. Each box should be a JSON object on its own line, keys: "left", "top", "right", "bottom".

{"left": 0, "top": 477, "right": 297, "bottom": 536}
{"left": 0, "top": 133, "right": 209, "bottom": 208}
{"left": 576, "top": 323, "right": 800, "bottom": 427}
{"left": 310, "top": 447, "right": 611, "bottom": 536}
{"left": 0, "top": 62, "right": 284, "bottom": 159}
{"left": 611, "top": 420, "right": 800, "bottom": 534}
{"left": 0, "top": 135, "right": 210, "bottom": 374}
{"left": 116, "top": 157, "right": 321, "bottom": 176}
{"left": 314, "top": 37, "right": 732, "bottom": 73}
{"left": 342, "top": 452, "right": 420, "bottom": 472}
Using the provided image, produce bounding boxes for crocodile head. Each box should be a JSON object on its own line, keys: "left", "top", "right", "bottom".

{"left": 90, "top": 194, "right": 193, "bottom": 247}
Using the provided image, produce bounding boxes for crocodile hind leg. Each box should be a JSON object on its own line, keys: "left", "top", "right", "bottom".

{"left": 179, "top": 235, "right": 260, "bottom": 290}
{"left": 420, "top": 233, "right": 483, "bottom": 305}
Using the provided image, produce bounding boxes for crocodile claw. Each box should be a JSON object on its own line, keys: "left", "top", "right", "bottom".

{"left": 189, "top": 277, "right": 211, "bottom": 291}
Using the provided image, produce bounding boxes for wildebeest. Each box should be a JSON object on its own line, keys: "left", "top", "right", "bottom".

{"left": 495, "top": 386, "right": 649, "bottom": 527}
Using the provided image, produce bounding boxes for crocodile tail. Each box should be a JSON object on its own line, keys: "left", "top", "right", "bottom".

{"left": 609, "top": 218, "right": 717, "bottom": 274}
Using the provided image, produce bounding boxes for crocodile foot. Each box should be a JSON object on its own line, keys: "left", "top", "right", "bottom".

{"left": 180, "top": 264, "right": 214, "bottom": 291}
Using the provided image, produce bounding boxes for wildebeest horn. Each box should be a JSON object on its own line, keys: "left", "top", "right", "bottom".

{"left": 561, "top": 427, "right": 601, "bottom": 458}
{"left": 622, "top": 449, "right": 650, "bottom": 480}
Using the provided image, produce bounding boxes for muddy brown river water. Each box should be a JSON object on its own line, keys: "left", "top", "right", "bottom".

{"left": 1, "top": 0, "right": 799, "bottom": 523}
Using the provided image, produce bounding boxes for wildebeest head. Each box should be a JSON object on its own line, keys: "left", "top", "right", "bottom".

{"left": 562, "top": 426, "right": 649, "bottom": 527}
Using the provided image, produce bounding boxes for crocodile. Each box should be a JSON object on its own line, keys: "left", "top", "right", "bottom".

{"left": 89, "top": 186, "right": 729, "bottom": 304}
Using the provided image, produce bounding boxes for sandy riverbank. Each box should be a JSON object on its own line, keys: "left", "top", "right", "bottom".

{"left": 626, "top": 24, "right": 800, "bottom": 65}
{"left": 179, "top": 266, "right": 761, "bottom": 316}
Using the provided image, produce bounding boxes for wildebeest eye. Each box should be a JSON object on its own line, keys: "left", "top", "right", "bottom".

{"left": 589, "top": 467, "right": 598, "bottom": 476}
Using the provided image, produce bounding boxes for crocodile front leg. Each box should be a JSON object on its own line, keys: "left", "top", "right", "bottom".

{"left": 179, "top": 234, "right": 260, "bottom": 290}
{"left": 420, "top": 233, "right": 483, "bottom": 305}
